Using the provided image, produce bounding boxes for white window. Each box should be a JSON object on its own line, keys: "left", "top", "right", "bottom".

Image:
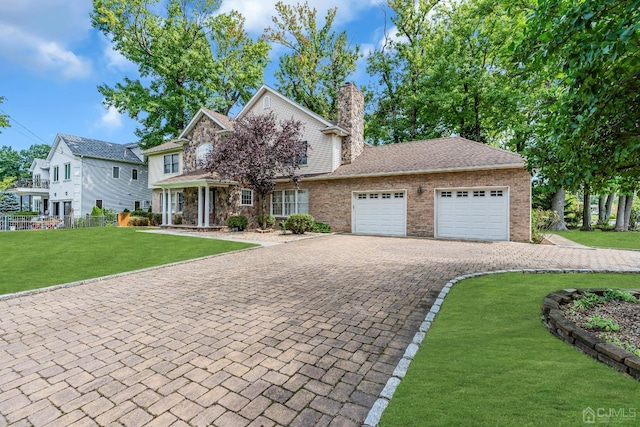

{"left": 271, "top": 189, "right": 308, "bottom": 216}
{"left": 53, "top": 166, "right": 59, "bottom": 182}
{"left": 171, "top": 192, "right": 184, "bottom": 212}
{"left": 394, "top": 192, "right": 404, "bottom": 199}
{"left": 473, "top": 190, "right": 485, "bottom": 197}
{"left": 441, "top": 191, "right": 452, "bottom": 198}
{"left": 132, "top": 169, "right": 138, "bottom": 180}
{"left": 164, "top": 154, "right": 179, "bottom": 174}
{"left": 64, "top": 163, "right": 71, "bottom": 180}
{"left": 241, "top": 189, "right": 253, "bottom": 206}
{"left": 457, "top": 191, "right": 468, "bottom": 197}
{"left": 112, "top": 166, "right": 120, "bottom": 179}
{"left": 263, "top": 95, "right": 271, "bottom": 109}
{"left": 369, "top": 194, "right": 378, "bottom": 199}
{"left": 357, "top": 194, "right": 367, "bottom": 199}
{"left": 382, "top": 193, "right": 391, "bottom": 199}
{"left": 298, "top": 141, "right": 308, "bottom": 166}
{"left": 491, "top": 190, "right": 504, "bottom": 197}
{"left": 196, "top": 143, "right": 212, "bottom": 164}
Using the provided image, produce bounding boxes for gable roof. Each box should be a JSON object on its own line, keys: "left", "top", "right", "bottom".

{"left": 52, "top": 134, "right": 144, "bottom": 164}
{"left": 316, "top": 137, "right": 525, "bottom": 180}
{"left": 237, "top": 85, "right": 349, "bottom": 136}
{"left": 142, "top": 140, "right": 184, "bottom": 155}
{"left": 178, "top": 108, "right": 235, "bottom": 139}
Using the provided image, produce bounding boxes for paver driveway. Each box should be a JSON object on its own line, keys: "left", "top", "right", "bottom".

{"left": 1, "top": 235, "right": 639, "bottom": 426}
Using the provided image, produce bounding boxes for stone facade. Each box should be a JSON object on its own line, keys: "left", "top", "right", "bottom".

{"left": 337, "top": 83, "right": 365, "bottom": 165}
{"left": 272, "top": 167, "right": 531, "bottom": 242}
{"left": 182, "top": 115, "right": 222, "bottom": 172}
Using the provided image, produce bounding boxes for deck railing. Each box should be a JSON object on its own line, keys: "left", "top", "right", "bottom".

{"left": 9, "top": 179, "right": 50, "bottom": 189}
{"left": 0, "top": 215, "right": 118, "bottom": 231}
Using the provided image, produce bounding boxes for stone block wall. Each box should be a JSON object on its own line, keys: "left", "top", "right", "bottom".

{"left": 542, "top": 288, "right": 640, "bottom": 381}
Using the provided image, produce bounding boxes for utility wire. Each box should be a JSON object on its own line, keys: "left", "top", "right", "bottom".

{"left": 0, "top": 108, "right": 49, "bottom": 144}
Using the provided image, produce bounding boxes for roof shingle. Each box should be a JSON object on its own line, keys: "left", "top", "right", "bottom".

{"left": 322, "top": 137, "right": 524, "bottom": 178}
{"left": 58, "top": 134, "right": 144, "bottom": 164}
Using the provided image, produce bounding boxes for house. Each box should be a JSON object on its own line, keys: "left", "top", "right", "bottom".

{"left": 11, "top": 134, "right": 151, "bottom": 217}
{"left": 144, "top": 84, "right": 531, "bottom": 242}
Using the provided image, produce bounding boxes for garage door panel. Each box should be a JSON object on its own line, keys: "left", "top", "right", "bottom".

{"left": 353, "top": 192, "right": 406, "bottom": 236}
{"left": 436, "top": 188, "right": 508, "bottom": 241}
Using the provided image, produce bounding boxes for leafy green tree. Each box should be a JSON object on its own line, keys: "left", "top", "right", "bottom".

{"left": 19, "top": 144, "right": 50, "bottom": 175}
{"left": 0, "top": 97, "right": 9, "bottom": 132}
{"left": 264, "top": 1, "right": 360, "bottom": 120}
{"left": 0, "top": 146, "right": 21, "bottom": 181}
{"left": 91, "top": 0, "right": 270, "bottom": 149}
{"left": 366, "top": 0, "right": 535, "bottom": 148}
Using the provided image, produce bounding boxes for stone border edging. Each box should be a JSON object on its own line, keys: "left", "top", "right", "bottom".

{"left": 0, "top": 246, "right": 262, "bottom": 302}
{"left": 542, "top": 288, "right": 640, "bottom": 381}
{"left": 363, "top": 268, "right": 640, "bottom": 427}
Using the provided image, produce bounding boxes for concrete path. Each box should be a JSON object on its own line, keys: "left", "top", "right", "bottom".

{"left": 1, "top": 235, "right": 639, "bottom": 426}
{"left": 543, "top": 233, "right": 591, "bottom": 249}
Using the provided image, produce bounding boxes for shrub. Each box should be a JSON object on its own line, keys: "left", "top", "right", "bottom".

{"left": 311, "top": 221, "right": 331, "bottom": 233}
{"left": 257, "top": 214, "right": 275, "bottom": 229}
{"left": 150, "top": 213, "right": 162, "bottom": 226}
{"left": 603, "top": 288, "right": 638, "bottom": 303}
{"left": 122, "top": 208, "right": 130, "bottom": 213}
{"left": 131, "top": 209, "right": 147, "bottom": 217}
{"left": 174, "top": 215, "right": 183, "bottom": 225}
{"left": 286, "top": 213, "right": 314, "bottom": 234}
{"left": 531, "top": 208, "right": 560, "bottom": 243}
{"left": 128, "top": 216, "right": 149, "bottom": 226}
{"left": 227, "top": 215, "right": 248, "bottom": 230}
{"left": 90, "top": 206, "right": 103, "bottom": 216}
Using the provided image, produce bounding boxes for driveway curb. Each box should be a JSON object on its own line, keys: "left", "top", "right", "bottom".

{"left": 363, "top": 268, "right": 640, "bottom": 427}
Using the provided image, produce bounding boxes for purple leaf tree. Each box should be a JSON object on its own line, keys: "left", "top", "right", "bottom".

{"left": 205, "top": 111, "right": 306, "bottom": 229}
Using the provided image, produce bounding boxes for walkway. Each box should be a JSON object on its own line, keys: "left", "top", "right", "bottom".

{"left": 0, "top": 235, "right": 638, "bottom": 426}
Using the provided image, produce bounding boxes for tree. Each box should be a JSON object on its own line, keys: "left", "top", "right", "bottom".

{"left": 91, "top": 0, "right": 270, "bottom": 149}
{"left": 0, "top": 192, "right": 19, "bottom": 213}
{"left": 366, "top": 0, "right": 537, "bottom": 148}
{"left": 264, "top": 1, "right": 360, "bottom": 120}
{"left": 0, "top": 146, "right": 21, "bottom": 181}
{"left": 205, "top": 112, "right": 305, "bottom": 229}
{"left": 521, "top": 0, "right": 640, "bottom": 195}
{"left": 0, "top": 97, "right": 9, "bottom": 132}
{"left": 19, "top": 144, "right": 50, "bottom": 175}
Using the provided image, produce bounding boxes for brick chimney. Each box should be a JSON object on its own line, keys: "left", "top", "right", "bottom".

{"left": 337, "top": 82, "right": 364, "bottom": 165}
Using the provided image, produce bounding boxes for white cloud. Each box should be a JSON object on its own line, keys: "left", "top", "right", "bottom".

{"left": 103, "top": 39, "right": 137, "bottom": 72}
{"left": 217, "top": 0, "right": 380, "bottom": 34}
{"left": 98, "top": 105, "right": 123, "bottom": 129}
{"left": 0, "top": 1, "right": 93, "bottom": 79}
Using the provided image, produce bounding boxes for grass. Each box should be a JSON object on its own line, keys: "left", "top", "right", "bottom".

{"left": 553, "top": 229, "right": 640, "bottom": 250}
{"left": 0, "top": 227, "right": 256, "bottom": 295}
{"left": 380, "top": 273, "right": 640, "bottom": 427}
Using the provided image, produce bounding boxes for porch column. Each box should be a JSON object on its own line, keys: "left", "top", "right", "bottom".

{"left": 204, "top": 186, "right": 211, "bottom": 227}
{"left": 161, "top": 189, "right": 167, "bottom": 225}
{"left": 197, "top": 186, "right": 204, "bottom": 227}
{"left": 167, "top": 188, "right": 173, "bottom": 225}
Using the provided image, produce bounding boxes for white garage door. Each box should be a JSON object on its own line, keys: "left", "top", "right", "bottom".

{"left": 353, "top": 191, "right": 406, "bottom": 236}
{"left": 436, "top": 188, "right": 509, "bottom": 241}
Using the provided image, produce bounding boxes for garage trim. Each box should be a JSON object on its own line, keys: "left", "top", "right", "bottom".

{"left": 434, "top": 186, "right": 510, "bottom": 241}
{"left": 351, "top": 189, "right": 407, "bottom": 236}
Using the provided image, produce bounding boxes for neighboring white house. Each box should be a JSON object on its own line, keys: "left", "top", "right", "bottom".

{"left": 19, "top": 134, "right": 152, "bottom": 217}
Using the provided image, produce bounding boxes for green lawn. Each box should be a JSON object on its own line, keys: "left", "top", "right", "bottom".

{"left": 381, "top": 273, "right": 640, "bottom": 427}
{"left": 0, "top": 227, "right": 256, "bottom": 295}
{"left": 553, "top": 229, "right": 640, "bottom": 250}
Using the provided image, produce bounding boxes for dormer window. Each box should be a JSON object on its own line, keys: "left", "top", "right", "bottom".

{"left": 263, "top": 96, "right": 271, "bottom": 109}
{"left": 196, "top": 142, "right": 212, "bottom": 164}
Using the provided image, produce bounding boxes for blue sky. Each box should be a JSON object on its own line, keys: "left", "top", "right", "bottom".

{"left": 0, "top": 0, "right": 392, "bottom": 152}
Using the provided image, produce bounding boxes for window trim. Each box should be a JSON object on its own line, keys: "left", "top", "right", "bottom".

{"left": 132, "top": 168, "right": 138, "bottom": 181}
{"left": 163, "top": 153, "right": 180, "bottom": 174}
{"left": 270, "top": 189, "right": 309, "bottom": 217}
{"left": 240, "top": 189, "right": 253, "bottom": 206}
{"left": 112, "top": 166, "right": 120, "bottom": 179}
{"left": 196, "top": 143, "right": 212, "bottom": 164}
{"left": 63, "top": 163, "right": 71, "bottom": 181}
{"left": 53, "top": 165, "right": 59, "bottom": 182}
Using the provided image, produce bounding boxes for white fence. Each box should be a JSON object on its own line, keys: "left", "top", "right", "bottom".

{"left": 1, "top": 215, "right": 118, "bottom": 231}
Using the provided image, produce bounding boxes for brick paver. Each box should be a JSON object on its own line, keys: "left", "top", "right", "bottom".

{"left": 0, "top": 234, "right": 639, "bottom": 425}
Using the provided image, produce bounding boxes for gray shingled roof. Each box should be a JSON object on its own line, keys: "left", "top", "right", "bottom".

{"left": 321, "top": 137, "right": 524, "bottom": 179}
{"left": 58, "top": 134, "right": 144, "bottom": 164}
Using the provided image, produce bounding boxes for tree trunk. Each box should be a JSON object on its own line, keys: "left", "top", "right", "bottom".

{"left": 580, "top": 190, "right": 592, "bottom": 231}
{"left": 615, "top": 194, "right": 626, "bottom": 231}
{"left": 605, "top": 193, "right": 614, "bottom": 222}
{"left": 260, "top": 192, "right": 267, "bottom": 229}
{"left": 598, "top": 195, "right": 606, "bottom": 223}
{"left": 549, "top": 187, "right": 568, "bottom": 231}
{"left": 623, "top": 193, "right": 634, "bottom": 230}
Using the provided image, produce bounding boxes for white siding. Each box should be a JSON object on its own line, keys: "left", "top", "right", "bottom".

{"left": 48, "top": 141, "right": 81, "bottom": 215}
{"left": 245, "top": 93, "right": 336, "bottom": 175}
{"left": 147, "top": 150, "right": 183, "bottom": 188}
{"left": 81, "top": 158, "right": 151, "bottom": 214}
